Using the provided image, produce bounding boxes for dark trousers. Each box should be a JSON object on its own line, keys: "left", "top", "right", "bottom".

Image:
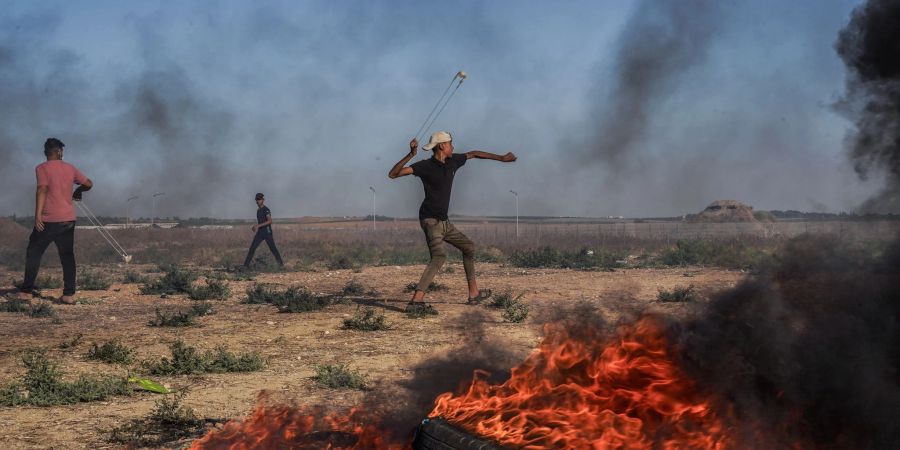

{"left": 21, "top": 221, "right": 77, "bottom": 296}
{"left": 243, "top": 229, "right": 283, "bottom": 267}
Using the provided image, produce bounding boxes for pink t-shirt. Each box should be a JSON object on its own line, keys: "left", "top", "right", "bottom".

{"left": 35, "top": 160, "right": 88, "bottom": 223}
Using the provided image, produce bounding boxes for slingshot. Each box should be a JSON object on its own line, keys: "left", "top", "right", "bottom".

{"left": 75, "top": 200, "right": 132, "bottom": 263}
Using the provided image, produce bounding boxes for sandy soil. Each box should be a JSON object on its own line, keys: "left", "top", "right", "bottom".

{"left": 0, "top": 263, "right": 744, "bottom": 449}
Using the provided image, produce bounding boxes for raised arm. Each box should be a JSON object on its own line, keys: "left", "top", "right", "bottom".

{"left": 465, "top": 150, "right": 517, "bottom": 162}
{"left": 388, "top": 138, "right": 419, "bottom": 179}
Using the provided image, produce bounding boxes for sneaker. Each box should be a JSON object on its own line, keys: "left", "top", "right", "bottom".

{"left": 58, "top": 295, "right": 77, "bottom": 305}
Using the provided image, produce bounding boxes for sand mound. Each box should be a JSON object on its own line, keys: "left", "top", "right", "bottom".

{"left": 0, "top": 218, "right": 29, "bottom": 242}
{"left": 691, "top": 200, "right": 758, "bottom": 223}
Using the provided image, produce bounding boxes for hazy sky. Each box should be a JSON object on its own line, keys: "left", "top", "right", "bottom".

{"left": 0, "top": 0, "right": 881, "bottom": 219}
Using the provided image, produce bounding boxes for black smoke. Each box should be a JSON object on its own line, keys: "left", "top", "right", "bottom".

{"left": 677, "top": 235, "right": 900, "bottom": 448}
{"left": 583, "top": 0, "right": 721, "bottom": 168}
{"left": 835, "top": 0, "right": 900, "bottom": 213}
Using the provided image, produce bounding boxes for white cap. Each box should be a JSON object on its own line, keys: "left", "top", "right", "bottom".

{"left": 423, "top": 131, "right": 452, "bottom": 151}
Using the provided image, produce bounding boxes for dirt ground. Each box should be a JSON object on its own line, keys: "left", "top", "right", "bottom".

{"left": 0, "top": 263, "right": 744, "bottom": 449}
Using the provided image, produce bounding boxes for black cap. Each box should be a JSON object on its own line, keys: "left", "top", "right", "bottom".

{"left": 255, "top": 193, "right": 264, "bottom": 200}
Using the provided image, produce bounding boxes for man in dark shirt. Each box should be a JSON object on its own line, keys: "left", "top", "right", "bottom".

{"left": 389, "top": 130, "right": 517, "bottom": 306}
{"left": 243, "top": 193, "right": 284, "bottom": 268}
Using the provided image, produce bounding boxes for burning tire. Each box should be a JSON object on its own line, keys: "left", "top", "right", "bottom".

{"left": 412, "top": 418, "right": 506, "bottom": 450}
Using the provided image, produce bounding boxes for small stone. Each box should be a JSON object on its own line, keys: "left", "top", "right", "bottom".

{"left": 266, "top": 320, "right": 275, "bottom": 325}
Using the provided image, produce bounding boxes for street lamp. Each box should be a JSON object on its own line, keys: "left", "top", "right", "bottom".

{"left": 509, "top": 190, "right": 519, "bottom": 238}
{"left": 151, "top": 192, "right": 165, "bottom": 226}
{"left": 369, "top": 186, "right": 376, "bottom": 231}
{"left": 126, "top": 195, "right": 140, "bottom": 227}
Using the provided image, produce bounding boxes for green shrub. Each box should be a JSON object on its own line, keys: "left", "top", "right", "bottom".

{"left": 78, "top": 270, "right": 113, "bottom": 290}
{"left": 341, "top": 280, "right": 366, "bottom": 296}
{"left": 28, "top": 301, "right": 56, "bottom": 318}
{"left": 36, "top": 275, "right": 63, "bottom": 289}
{"left": 0, "top": 298, "right": 31, "bottom": 313}
{"left": 0, "top": 350, "right": 130, "bottom": 407}
{"left": 657, "top": 285, "right": 697, "bottom": 303}
{"left": 87, "top": 340, "right": 135, "bottom": 365}
{"left": 272, "top": 287, "right": 334, "bottom": 313}
{"left": 243, "top": 283, "right": 334, "bottom": 312}
{"left": 326, "top": 257, "right": 357, "bottom": 270}
{"left": 502, "top": 301, "right": 530, "bottom": 323}
{"left": 147, "top": 302, "right": 213, "bottom": 327}
{"left": 343, "top": 308, "right": 391, "bottom": 331}
{"left": 312, "top": 364, "right": 367, "bottom": 389}
{"left": 58, "top": 333, "right": 84, "bottom": 350}
{"left": 509, "top": 247, "right": 622, "bottom": 270}
{"left": 188, "top": 278, "right": 231, "bottom": 300}
{"left": 403, "top": 281, "right": 449, "bottom": 293}
{"left": 140, "top": 266, "right": 198, "bottom": 295}
{"left": 122, "top": 270, "right": 146, "bottom": 284}
{"left": 108, "top": 390, "right": 205, "bottom": 447}
{"left": 485, "top": 291, "right": 522, "bottom": 310}
{"left": 1, "top": 299, "right": 56, "bottom": 318}
{"left": 142, "top": 340, "right": 264, "bottom": 376}
{"left": 405, "top": 302, "right": 438, "bottom": 318}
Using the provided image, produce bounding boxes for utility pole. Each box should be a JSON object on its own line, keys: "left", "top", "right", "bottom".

{"left": 151, "top": 192, "right": 165, "bottom": 226}
{"left": 126, "top": 195, "right": 140, "bottom": 227}
{"left": 369, "top": 186, "right": 376, "bottom": 231}
{"left": 509, "top": 190, "right": 519, "bottom": 238}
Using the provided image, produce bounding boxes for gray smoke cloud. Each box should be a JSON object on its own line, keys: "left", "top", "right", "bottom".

{"left": 835, "top": 0, "right": 900, "bottom": 213}
{"left": 582, "top": 0, "right": 721, "bottom": 169}
{"left": 0, "top": 2, "right": 881, "bottom": 219}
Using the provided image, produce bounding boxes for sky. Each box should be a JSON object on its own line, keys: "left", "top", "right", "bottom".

{"left": 0, "top": 0, "right": 882, "bottom": 219}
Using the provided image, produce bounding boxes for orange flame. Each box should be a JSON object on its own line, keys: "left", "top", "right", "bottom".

{"left": 190, "top": 394, "right": 404, "bottom": 450}
{"left": 430, "top": 316, "right": 731, "bottom": 449}
{"left": 191, "top": 316, "right": 735, "bottom": 449}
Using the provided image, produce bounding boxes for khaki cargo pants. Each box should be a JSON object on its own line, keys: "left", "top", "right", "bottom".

{"left": 416, "top": 218, "right": 475, "bottom": 292}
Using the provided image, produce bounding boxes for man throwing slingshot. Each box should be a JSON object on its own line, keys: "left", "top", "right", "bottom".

{"left": 389, "top": 131, "right": 517, "bottom": 307}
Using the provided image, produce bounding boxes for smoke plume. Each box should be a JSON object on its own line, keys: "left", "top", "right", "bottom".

{"left": 836, "top": 0, "right": 900, "bottom": 213}
{"left": 583, "top": 0, "right": 721, "bottom": 168}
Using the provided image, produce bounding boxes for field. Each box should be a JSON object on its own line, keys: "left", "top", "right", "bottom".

{"left": 0, "top": 218, "right": 896, "bottom": 449}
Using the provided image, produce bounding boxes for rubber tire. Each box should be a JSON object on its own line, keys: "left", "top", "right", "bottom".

{"left": 412, "top": 418, "right": 507, "bottom": 450}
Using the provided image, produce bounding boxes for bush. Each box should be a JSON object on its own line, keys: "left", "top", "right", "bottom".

{"left": 485, "top": 291, "right": 522, "bottom": 310}
{"left": 273, "top": 287, "right": 334, "bottom": 313}
{"left": 0, "top": 350, "right": 130, "bottom": 407}
{"left": 27, "top": 301, "right": 56, "bottom": 318}
{"left": 343, "top": 308, "right": 391, "bottom": 331}
{"left": 142, "top": 340, "right": 265, "bottom": 376}
{"left": 0, "top": 299, "right": 56, "bottom": 318}
{"left": 87, "top": 340, "right": 135, "bottom": 365}
{"left": 147, "top": 302, "right": 213, "bottom": 327}
{"left": 326, "top": 257, "right": 357, "bottom": 270}
{"left": 244, "top": 284, "right": 334, "bottom": 313}
{"left": 108, "top": 390, "right": 205, "bottom": 447}
{"left": 312, "top": 364, "right": 367, "bottom": 389}
{"left": 188, "top": 278, "right": 231, "bottom": 300}
{"left": 657, "top": 285, "right": 697, "bottom": 303}
{"left": 502, "top": 301, "right": 530, "bottom": 323}
{"left": 405, "top": 302, "right": 438, "bottom": 319}
{"left": 122, "top": 270, "right": 146, "bottom": 284}
{"left": 403, "top": 281, "right": 449, "bottom": 293}
{"left": 36, "top": 275, "right": 63, "bottom": 289}
{"left": 78, "top": 270, "right": 112, "bottom": 290}
{"left": 510, "top": 247, "right": 622, "bottom": 270}
{"left": 656, "top": 239, "right": 770, "bottom": 269}
{"left": 140, "top": 266, "right": 198, "bottom": 295}
{"left": 341, "top": 280, "right": 366, "bottom": 296}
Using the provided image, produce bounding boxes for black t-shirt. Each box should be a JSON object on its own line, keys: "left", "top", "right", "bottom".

{"left": 256, "top": 206, "right": 272, "bottom": 233}
{"left": 410, "top": 153, "right": 467, "bottom": 221}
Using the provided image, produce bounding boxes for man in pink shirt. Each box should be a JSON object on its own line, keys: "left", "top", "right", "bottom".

{"left": 17, "top": 138, "right": 93, "bottom": 304}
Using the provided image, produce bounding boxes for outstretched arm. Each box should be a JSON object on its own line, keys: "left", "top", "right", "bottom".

{"left": 465, "top": 150, "right": 517, "bottom": 162}
{"left": 388, "top": 138, "right": 419, "bottom": 179}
